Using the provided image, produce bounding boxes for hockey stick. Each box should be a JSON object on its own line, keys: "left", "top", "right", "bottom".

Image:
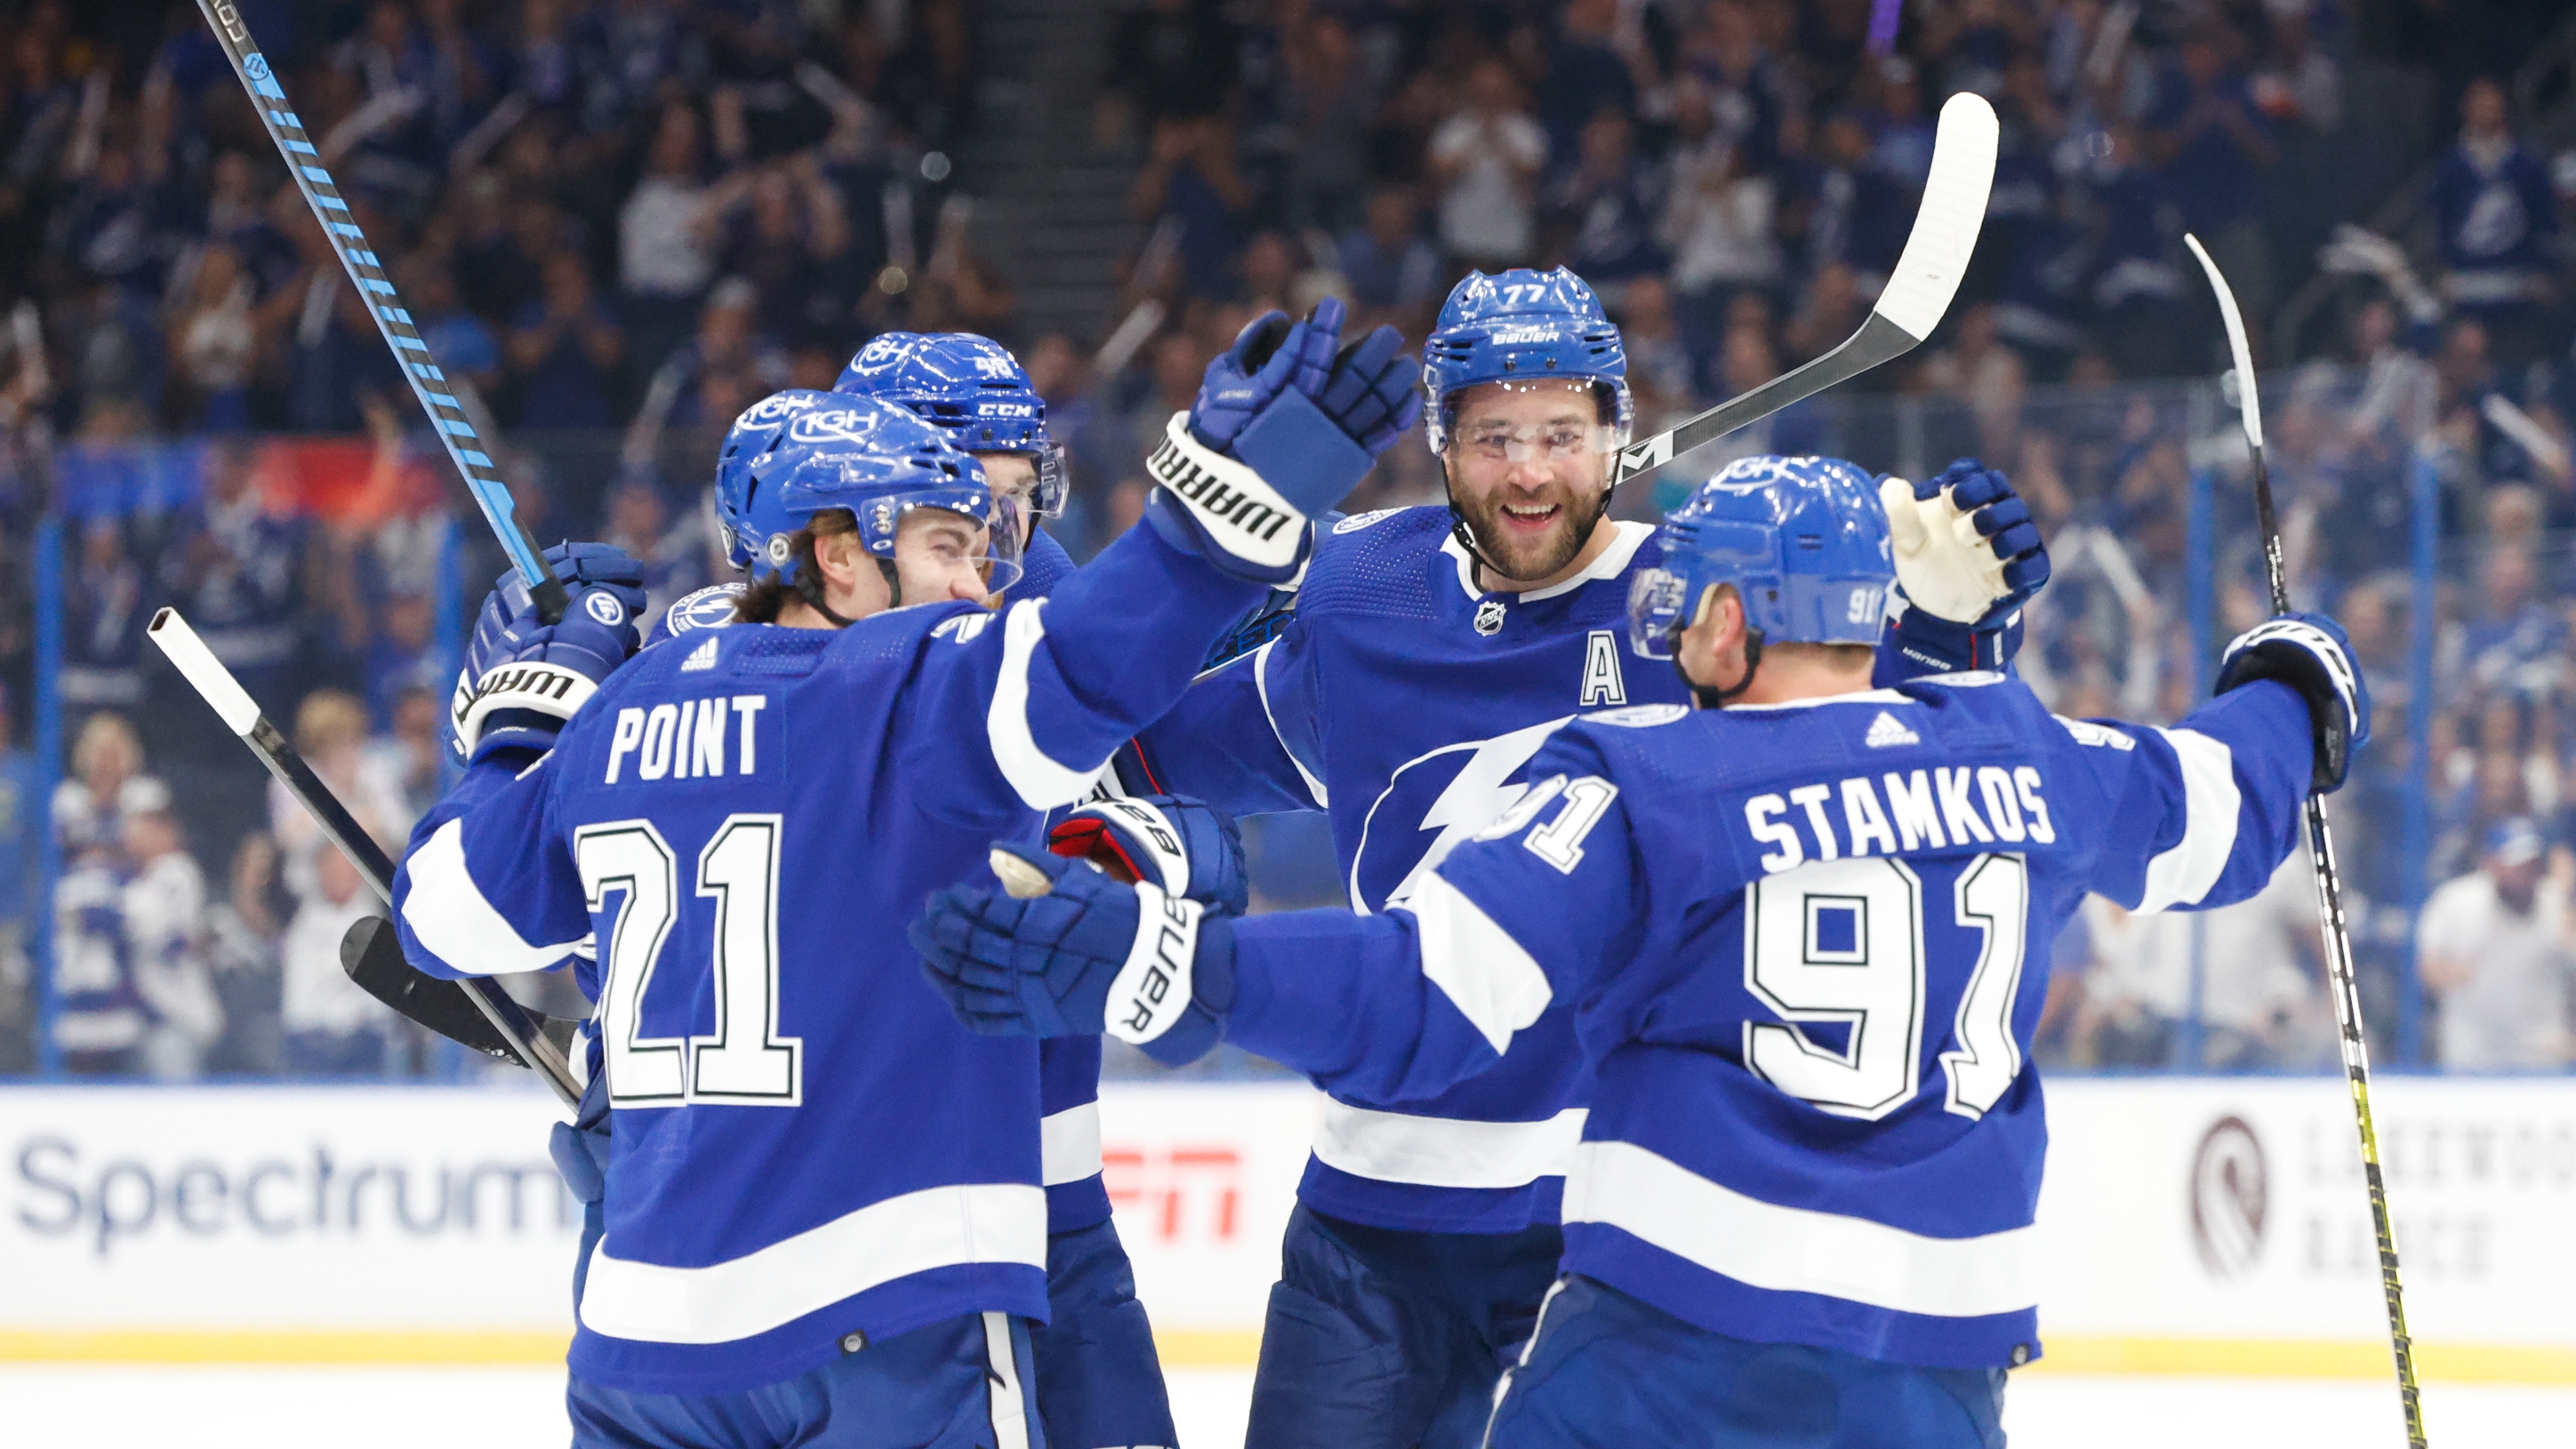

{"left": 2184, "top": 233, "right": 2428, "bottom": 1449}
{"left": 191, "top": 0, "right": 568, "bottom": 625}
{"left": 1610, "top": 92, "right": 1997, "bottom": 487}
{"left": 147, "top": 607, "right": 582, "bottom": 1107}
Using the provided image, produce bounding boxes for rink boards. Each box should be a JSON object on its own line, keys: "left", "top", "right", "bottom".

{"left": 1, "top": 1077, "right": 2570, "bottom": 1381}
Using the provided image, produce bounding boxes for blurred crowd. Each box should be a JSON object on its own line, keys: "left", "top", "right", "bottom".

{"left": 0, "top": 0, "right": 2573, "bottom": 1077}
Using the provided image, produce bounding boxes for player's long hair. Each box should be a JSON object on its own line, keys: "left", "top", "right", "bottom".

{"left": 734, "top": 508, "right": 865, "bottom": 625}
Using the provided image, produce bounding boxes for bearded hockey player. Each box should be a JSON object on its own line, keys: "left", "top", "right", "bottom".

{"left": 391, "top": 295, "right": 1416, "bottom": 1448}
{"left": 1100, "top": 268, "right": 2048, "bottom": 1449}
{"left": 914, "top": 458, "right": 2363, "bottom": 1449}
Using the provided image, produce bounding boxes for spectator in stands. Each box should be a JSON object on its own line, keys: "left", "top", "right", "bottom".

{"left": 268, "top": 690, "right": 405, "bottom": 908}
{"left": 120, "top": 779, "right": 220, "bottom": 1080}
{"left": 1278, "top": 11, "right": 1373, "bottom": 236}
{"left": 166, "top": 241, "right": 257, "bottom": 432}
{"left": 717, "top": 157, "right": 851, "bottom": 350}
{"left": 160, "top": 438, "right": 305, "bottom": 700}
{"left": 618, "top": 103, "right": 718, "bottom": 374}
{"left": 400, "top": 254, "right": 503, "bottom": 404}
{"left": 2144, "top": 24, "right": 2276, "bottom": 335}
{"left": 60, "top": 517, "right": 151, "bottom": 739}
{"left": 1337, "top": 185, "right": 1441, "bottom": 319}
{"left": 506, "top": 249, "right": 624, "bottom": 429}
{"left": 2462, "top": 543, "right": 2565, "bottom": 698}
{"left": 1131, "top": 116, "right": 1255, "bottom": 302}
{"left": 1427, "top": 58, "right": 1545, "bottom": 271}
{"left": 1547, "top": 109, "right": 1665, "bottom": 299}
{"left": 2076, "top": 854, "right": 2331, "bottom": 1070}
{"left": 601, "top": 476, "right": 711, "bottom": 622}
{"left": 365, "top": 684, "right": 448, "bottom": 831}
{"left": 1105, "top": 0, "right": 1238, "bottom": 136}
{"left": 2432, "top": 77, "right": 2557, "bottom": 363}
{"left": 2419, "top": 817, "right": 2576, "bottom": 1070}
{"left": 53, "top": 711, "right": 159, "bottom": 866}
{"left": 278, "top": 839, "right": 389, "bottom": 1076}
{"left": 1541, "top": 0, "right": 1656, "bottom": 162}
{"left": 205, "top": 830, "right": 287, "bottom": 1076}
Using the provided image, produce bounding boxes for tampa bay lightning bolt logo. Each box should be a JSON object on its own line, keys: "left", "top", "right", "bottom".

{"left": 665, "top": 584, "right": 744, "bottom": 635}
{"left": 583, "top": 590, "right": 627, "bottom": 627}
{"left": 1347, "top": 717, "right": 1569, "bottom": 910}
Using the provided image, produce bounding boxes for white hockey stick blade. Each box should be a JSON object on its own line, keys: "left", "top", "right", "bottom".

{"left": 2183, "top": 233, "right": 2264, "bottom": 451}
{"left": 148, "top": 607, "right": 261, "bottom": 736}
{"left": 1612, "top": 92, "right": 1996, "bottom": 484}
{"left": 1873, "top": 92, "right": 2001, "bottom": 342}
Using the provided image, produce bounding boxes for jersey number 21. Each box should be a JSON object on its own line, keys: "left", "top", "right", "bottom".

{"left": 577, "top": 814, "right": 805, "bottom": 1108}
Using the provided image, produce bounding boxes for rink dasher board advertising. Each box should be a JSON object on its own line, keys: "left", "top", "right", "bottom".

{"left": 1, "top": 1078, "right": 2572, "bottom": 1378}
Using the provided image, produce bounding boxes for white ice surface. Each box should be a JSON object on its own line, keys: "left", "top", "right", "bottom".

{"left": 0, "top": 1365, "right": 2560, "bottom": 1447}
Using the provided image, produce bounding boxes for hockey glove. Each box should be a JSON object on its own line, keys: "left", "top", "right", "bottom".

{"left": 1877, "top": 458, "right": 2050, "bottom": 676}
{"left": 450, "top": 542, "right": 647, "bottom": 764}
{"left": 911, "top": 842, "right": 1238, "bottom": 1069}
{"left": 1149, "top": 300, "right": 1384, "bottom": 585}
{"left": 2215, "top": 612, "right": 2371, "bottom": 794}
{"left": 1314, "top": 323, "right": 1424, "bottom": 459}
{"left": 1047, "top": 794, "right": 1249, "bottom": 917}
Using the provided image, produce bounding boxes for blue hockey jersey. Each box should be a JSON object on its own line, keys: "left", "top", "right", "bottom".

{"left": 1216, "top": 673, "right": 2315, "bottom": 1369}
{"left": 390, "top": 525, "right": 1261, "bottom": 1394}
{"left": 1126, "top": 505, "right": 1678, "bottom": 1233}
{"left": 635, "top": 531, "right": 1116, "bottom": 1236}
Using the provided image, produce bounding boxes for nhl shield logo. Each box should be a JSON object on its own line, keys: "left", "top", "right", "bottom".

{"left": 1473, "top": 600, "right": 1506, "bottom": 636}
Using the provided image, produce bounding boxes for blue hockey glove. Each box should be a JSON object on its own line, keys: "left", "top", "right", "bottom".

{"left": 2216, "top": 612, "right": 2370, "bottom": 793}
{"left": 450, "top": 542, "right": 647, "bottom": 763}
{"left": 1047, "top": 794, "right": 1248, "bottom": 917}
{"left": 1314, "top": 323, "right": 1424, "bottom": 459}
{"left": 1148, "top": 300, "right": 1386, "bottom": 585}
{"left": 910, "top": 843, "right": 1239, "bottom": 1069}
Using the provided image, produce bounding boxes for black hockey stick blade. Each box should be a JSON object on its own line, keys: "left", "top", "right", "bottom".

{"left": 1612, "top": 92, "right": 1997, "bottom": 486}
{"left": 341, "top": 916, "right": 578, "bottom": 1069}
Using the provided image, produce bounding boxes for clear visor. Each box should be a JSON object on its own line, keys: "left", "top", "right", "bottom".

{"left": 975, "top": 444, "right": 1070, "bottom": 522}
{"left": 1626, "top": 565, "right": 1693, "bottom": 660}
{"left": 1454, "top": 416, "right": 1620, "bottom": 463}
{"left": 867, "top": 492, "right": 1028, "bottom": 595}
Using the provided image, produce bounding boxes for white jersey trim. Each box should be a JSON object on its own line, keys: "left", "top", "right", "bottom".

{"left": 987, "top": 600, "right": 1104, "bottom": 811}
{"left": 1312, "top": 1102, "right": 1587, "bottom": 1189}
{"left": 1401, "top": 871, "right": 1554, "bottom": 1054}
{"left": 400, "top": 819, "right": 586, "bottom": 977}
{"left": 983, "top": 1311, "right": 1034, "bottom": 1449}
{"left": 578, "top": 1181, "right": 1047, "bottom": 1344}
{"left": 1253, "top": 639, "right": 1328, "bottom": 808}
{"left": 1040, "top": 1101, "right": 1103, "bottom": 1186}
{"left": 2135, "top": 726, "right": 2242, "bottom": 913}
{"left": 1561, "top": 1139, "right": 2040, "bottom": 1319}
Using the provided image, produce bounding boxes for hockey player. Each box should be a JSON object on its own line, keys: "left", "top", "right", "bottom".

{"left": 392, "top": 294, "right": 1419, "bottom": 1447}
{"left": 912, "top": 455, "right": 2366, "bottom": 1447}
{"left": 1095, "top": 268, "right": 2047, "bottom": 1448}
{"left": 839, "top": 330, "right": 1175, "bottom": 1449}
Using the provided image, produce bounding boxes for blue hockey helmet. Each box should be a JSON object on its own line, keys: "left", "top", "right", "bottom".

{"left": 1420, "top": 268, "right": 1632, "bottom": 455}
{"left": 716, "top": 388, "right": 837, "bottom": 576}
{"left": 1627, "top": 455, "right": 1893, "bottom": 661}
{"left": 766, "top": 397, "right": 1023, "bottom": 594}
{"left": 837, "top": 331, "right": 1065, "bottom": 518}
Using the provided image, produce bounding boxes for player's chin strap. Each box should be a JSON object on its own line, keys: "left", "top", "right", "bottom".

{"left": 1440, "top": 459, "right": 1617, "bottom": 591}
{"left": 1673, "top": 623, "right": 1765, "bottom": 709}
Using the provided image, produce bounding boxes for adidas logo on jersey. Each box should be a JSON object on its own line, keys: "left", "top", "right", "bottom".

{"left": 680, "top": 637, "right": 720, "bottom": 672}
{"left": 1864, "top": 711, "right": 1920, "bottom": 749}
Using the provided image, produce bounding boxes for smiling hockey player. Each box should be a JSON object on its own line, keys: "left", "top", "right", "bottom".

{"left": 1099, "top": 268, "right": 2047, "bottom": 1449}
{"left": 391, "top": 295, "right": 1416, "bottom": 1448}
{"left": 914, "top": 455, "right": 2365, "bottom": 1448}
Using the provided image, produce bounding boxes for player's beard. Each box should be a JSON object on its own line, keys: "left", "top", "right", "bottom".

{"left": 1449, "top": 468, "right": 1612, "bottom": 584}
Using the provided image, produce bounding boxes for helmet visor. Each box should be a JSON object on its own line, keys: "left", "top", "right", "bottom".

{"left": 869, "top": 491, "right": 1028, "bottom": 595}
{"left": 1626, "top": 564, "right": 1692, "bottom": 660}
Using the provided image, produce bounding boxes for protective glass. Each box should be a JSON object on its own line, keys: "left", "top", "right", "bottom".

{"left": 1626, "top": 565, "right": 1693, "bottom": 660}
{"left": 1454, "top": 416, "right": 1619, "bottom": 463}
{"left": 869, "top": 491, "right": 1027, "bottom": 595}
